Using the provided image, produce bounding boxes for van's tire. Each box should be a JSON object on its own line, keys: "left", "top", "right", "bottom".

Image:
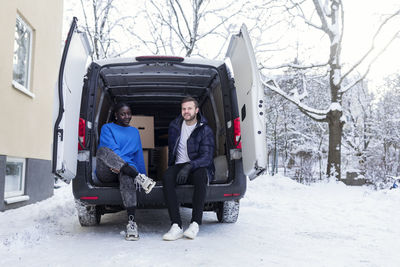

{"left": 75, "top": 200, "right": 101, "bottom": 226}
{"left": 215, "top": 200, "right": 240, "bottom": 223}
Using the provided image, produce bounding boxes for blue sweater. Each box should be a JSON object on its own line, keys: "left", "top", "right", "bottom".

{"left": 98, "top": 123, "right": 146, "bottom": 174}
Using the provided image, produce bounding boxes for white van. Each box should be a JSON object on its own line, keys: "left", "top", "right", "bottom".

{"left": 52, "top": 17, "right": 267, "bottom": 226}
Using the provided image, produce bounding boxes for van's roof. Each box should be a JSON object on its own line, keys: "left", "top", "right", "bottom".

{"left": 94, "top": 56, "right": 225, "bottom": 68}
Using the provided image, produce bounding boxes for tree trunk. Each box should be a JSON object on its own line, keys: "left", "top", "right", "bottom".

{"left": 284, "top": 120, "right": 288, "bottom": 176}
{"left": 326, "top": 109, "right": 343, "bottom": 179}
{"left": 272, "top": 122, "right": 277, "bottom": 176}
{"left": 383, "top": 141, "right": 388, "bottom": 176}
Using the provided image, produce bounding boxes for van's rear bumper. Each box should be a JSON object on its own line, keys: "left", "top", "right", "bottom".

{"left": 72, "top": 159, "right": 246, "bottom": 207}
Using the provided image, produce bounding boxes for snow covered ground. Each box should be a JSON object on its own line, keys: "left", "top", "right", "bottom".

{"left": 1, "top": 174, "right": 400, "bottom": 267}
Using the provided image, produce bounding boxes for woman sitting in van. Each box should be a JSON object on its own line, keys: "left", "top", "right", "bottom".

{"left": 96, "top": 102, "right": 155, "bottom": 241}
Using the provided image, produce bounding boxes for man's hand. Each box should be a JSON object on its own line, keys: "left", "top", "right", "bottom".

{"left": 176, "top": 163, "right": 191, "bottom": 184}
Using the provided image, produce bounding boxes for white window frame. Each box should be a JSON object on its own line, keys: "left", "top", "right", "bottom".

{"left": 12, "top": 14, "right": 34, "bottom": 98}
{"left": 4, "top": 157, "right": 26, "bottom": 199}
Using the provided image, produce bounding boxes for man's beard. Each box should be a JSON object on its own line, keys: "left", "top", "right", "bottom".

{"left": 183, "top": 113, "right": 196, "bottom": 122}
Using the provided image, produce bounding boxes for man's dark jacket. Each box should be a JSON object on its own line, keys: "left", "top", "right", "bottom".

{"left": 168, "top": 113, "right": 215, "bottom": 181}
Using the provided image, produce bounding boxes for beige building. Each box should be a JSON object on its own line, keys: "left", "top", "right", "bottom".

{"left": 0, "top": 0, "right": 64, "bottom": 210}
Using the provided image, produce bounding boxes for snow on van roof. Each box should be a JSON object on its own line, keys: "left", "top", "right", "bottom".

{"left": 94, "top": 56, "right": 224, "bottom": 68}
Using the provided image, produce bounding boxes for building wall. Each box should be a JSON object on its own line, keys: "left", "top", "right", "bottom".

{"left": 0, "top": 0, "right": 64, "bottom": 211}
{"left": 0, "top": 0, "right": 63, "bottom": 160}
{"left": 0, "top": 156, "right": 5, "bottom": 210}
{"left": 0, "top": 157, "right": 54, "bottom": 211}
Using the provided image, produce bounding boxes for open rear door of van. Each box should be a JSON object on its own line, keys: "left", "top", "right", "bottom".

{"left": 226, "top": 24, "right": 267, "bottom": 180}
{"left": 52, "top": 17, "right": 91, "bottom": 183}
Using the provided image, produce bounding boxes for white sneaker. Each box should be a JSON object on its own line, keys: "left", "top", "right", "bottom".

{"left": 163, "top": 223, "right": 183, "bottom": 241}
{"left": 183, "top": 222, "right": 199, "bottom": 239}
{"left": 125, "top": 216, "right": 139, "bottom": 241}
{"left": 135, "top": 173, "right": 156, "bottom": 194}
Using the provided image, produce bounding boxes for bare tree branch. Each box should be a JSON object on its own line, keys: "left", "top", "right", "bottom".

{"left": 312, "top": 0, "right": 331, "bottom": 35}
{"left": 197, "top": 8, "right": 242, "bottom": 41}
{"left": 92, "top": 0, "right": 99, "bottom": 59}
{"left": 80, "top": 0, "right": 95, "bottom": 60}
{"left": 288, "top": 0, "right": 325, "bottom": 31}
{"left": 149, "top": 0, "right": 188, "bottom": 50}
{"left": 341, "top": 8, "right": 400, "bottom": 82}
{"left": 340, "top": 29, "right": 400, "bottom": 94}
{"left": 263, "top": 79, "right": 328, "bottom": 122}
{"left": 336, "top": 0, "right": 344, "bottom": 62}
{"left": 174, "top": 0, "right": 192, "bottom": 38}
{"left": 110, "top": 47, "right": 134, "bottom": 58}
{"left": 168, "top": 0, "right": 189, "bottom": 48}
{"left": 261, "top": 62, "right": 329, "bottom": 70}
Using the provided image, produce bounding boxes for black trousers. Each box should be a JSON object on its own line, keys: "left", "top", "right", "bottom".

{"left": 162, "top": 164, "right": 208, "bottom": 227}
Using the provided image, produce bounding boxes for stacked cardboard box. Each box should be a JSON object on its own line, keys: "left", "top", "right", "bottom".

{"left": 129, "top": 116, "right": 154, "bottom": 149}
{"left": 129, "top": 116, "right": 154, "bottom": 175}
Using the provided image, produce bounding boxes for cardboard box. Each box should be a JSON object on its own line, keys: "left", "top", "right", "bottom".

{"left": 143, "top": 149, "right": 149, "bottom": 175}
{"left": 129, "top": 116, "right": 154, "bottom": 149}
{"left": 156, "top": 146, "right": 169, "bottom": 178}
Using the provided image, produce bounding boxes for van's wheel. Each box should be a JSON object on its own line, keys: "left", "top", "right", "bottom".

{"left": 215, "top": 200, "right": 240, "bottom": 223}
{"left": 75, "top": 200, "right": 101, "bottom": 226}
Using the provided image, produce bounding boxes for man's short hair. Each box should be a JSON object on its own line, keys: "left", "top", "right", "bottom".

{"left": 181, "top": 96, "right": 199, "bottom": 108}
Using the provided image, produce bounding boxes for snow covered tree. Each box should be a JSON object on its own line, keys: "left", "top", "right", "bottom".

{"left": 265, "top": 64, "right": 329, "bottom": 182}
{"left": 366, "top": 74, "right": 400, "bottom": 186}
{"left": 263, "top": 0, "right": 400, "bottom": 180}
{"left": 341, "top": 79, "right": 374, "bottom": 179}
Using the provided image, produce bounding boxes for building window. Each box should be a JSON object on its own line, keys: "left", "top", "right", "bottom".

{"left": 4, "top": 157, "right": 26, "bottom": 199}
{"left": 12, "top": 14, "right": 33, "bottom": 96}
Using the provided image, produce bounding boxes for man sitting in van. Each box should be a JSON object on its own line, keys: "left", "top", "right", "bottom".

{"left": 96, "top": 102, "right": 156, "bottom": 241}
{"left": 162, "top": 97, "right": 215, "bottom": 240}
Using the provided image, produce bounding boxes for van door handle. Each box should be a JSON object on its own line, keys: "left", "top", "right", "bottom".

{"left": 58, "top": 128, "right": 64, "bottom": 141}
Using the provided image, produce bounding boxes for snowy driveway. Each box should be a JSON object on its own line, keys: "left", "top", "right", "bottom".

{"left": 1, "top": 174, "right": 400, "bottom": 267}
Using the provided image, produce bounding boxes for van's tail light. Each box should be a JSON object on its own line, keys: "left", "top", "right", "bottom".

{"left": 78, "top": 118, "right": 86, "bottom": 150}
{"left": 233, "top": 117, "right": 242, "bottom": 149}
{"left": 80, "top": 196, "right": 98, "bottom": 200}
{"left": 224, "top": 193, "right": 241, "bottom": 197}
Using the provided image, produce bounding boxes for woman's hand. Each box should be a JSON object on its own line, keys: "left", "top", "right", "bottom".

{"left": 110, "top": 168, "right": 120, "bottom": 174}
